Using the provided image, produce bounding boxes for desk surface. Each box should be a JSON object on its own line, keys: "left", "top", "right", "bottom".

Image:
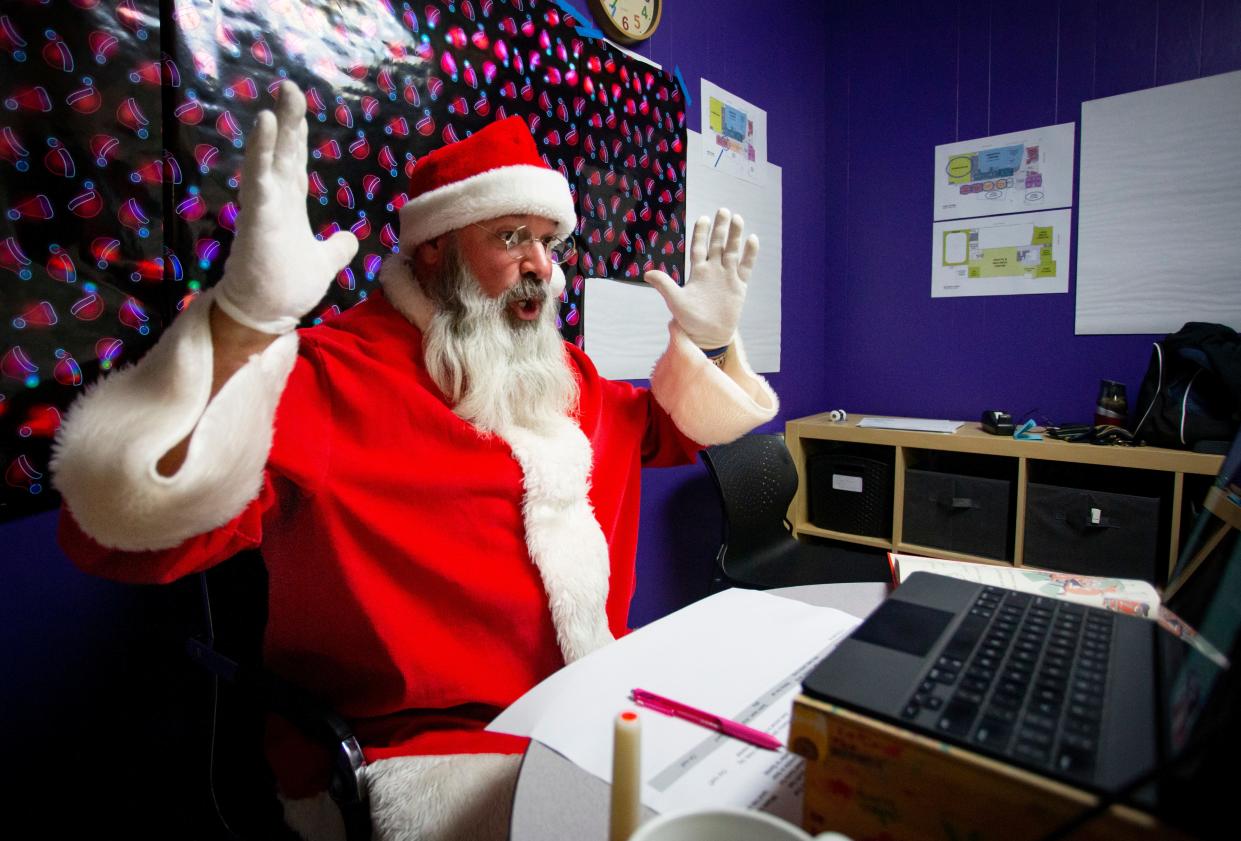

{"left": 509, "top": 582, "right": 889, "bottom": 841}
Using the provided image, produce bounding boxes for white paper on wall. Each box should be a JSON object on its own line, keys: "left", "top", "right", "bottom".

{"left": 1076, "top": 70, "right": 1241, "bottom": 334}
{"left": 582, "top": 277, "right": 670, "bottom": 380}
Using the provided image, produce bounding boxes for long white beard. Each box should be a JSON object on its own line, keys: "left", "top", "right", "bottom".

{"left": 421, "top": 253, "right": 578, "bottom": 435}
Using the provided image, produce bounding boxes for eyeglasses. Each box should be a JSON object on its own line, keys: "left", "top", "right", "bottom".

{"left": 472, "top": 223, "right": 576, "bottom": 264}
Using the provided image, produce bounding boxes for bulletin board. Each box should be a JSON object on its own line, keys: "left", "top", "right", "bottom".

{"left": 1076, "top": 70, "right": 1241, "bottom": 335}
{"left": 0, "top": 0, "right": 688, "bottom": 521}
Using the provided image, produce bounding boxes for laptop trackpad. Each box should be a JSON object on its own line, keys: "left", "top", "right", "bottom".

{"left": 852, "top": 599, "right": 954, "bottom": 657}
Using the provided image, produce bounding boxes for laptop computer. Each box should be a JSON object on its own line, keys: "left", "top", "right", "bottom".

{"left": 802, "top": 429, "right": 1241, "bottom": 828}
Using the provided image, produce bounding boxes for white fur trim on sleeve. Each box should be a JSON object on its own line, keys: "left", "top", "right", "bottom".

{"left": 50, "top": 288, "right": 299, "bottom": 552}
{"left": 649, "top": 321, "right": 778, "bottom": 446}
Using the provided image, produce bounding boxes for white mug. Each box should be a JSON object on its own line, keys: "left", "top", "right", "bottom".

{"left": 627, "top": 808, "right": 852, "bottom": 841}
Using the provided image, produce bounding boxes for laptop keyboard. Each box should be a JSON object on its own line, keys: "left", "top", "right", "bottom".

{"left": 901, "top": 586, "right": 1113, "bottom": 781}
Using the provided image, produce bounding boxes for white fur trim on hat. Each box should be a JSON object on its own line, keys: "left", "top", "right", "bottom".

{"left": 398, "top": 163, "right": 576, "bottom": 250}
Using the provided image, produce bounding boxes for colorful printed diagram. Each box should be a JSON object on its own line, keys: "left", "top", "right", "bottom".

{"left": 945, "top": 142, "right": 1044, "bottom": 202}
{"left": 940, "top": 223, "right": 1057, "bottom": 279}
{"left": 708, "top": 96, "right": 755, "bottom": 161}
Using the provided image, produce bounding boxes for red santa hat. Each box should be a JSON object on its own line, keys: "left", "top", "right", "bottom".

{"left": 398, "top": 115, "right": 577, "bottom": 249}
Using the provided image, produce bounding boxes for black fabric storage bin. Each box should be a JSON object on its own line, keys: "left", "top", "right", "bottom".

{"left": 1024, "top": 484, "right": 1160, "bottom": 581}
{"left": 902, "top": 469, "right": 1011, "bottom": 559}
{"left": 807, "top": 453, "right": 891, "bottom": 538}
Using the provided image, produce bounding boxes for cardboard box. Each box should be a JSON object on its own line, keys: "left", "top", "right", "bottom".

{"left": 789, "top": 694, "right": 1190, "bottom": 841}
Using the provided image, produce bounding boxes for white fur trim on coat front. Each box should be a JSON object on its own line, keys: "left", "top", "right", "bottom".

{"left": 649, "top": 321, "right": 779, "bottom": 446}
{"left": 50, "top": 288, "right": 299, "bottom": 552}
{"left": 398, "top": 163, "right": 576, "bottom": 250}
{"left": 500, "top": 418, "right": 615, "bottom": 663}
{"left": 281, "top": 753, "right": 520, "bottom": 841}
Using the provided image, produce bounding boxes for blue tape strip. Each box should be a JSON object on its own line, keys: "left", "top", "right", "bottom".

{"left": 552, "top": 0, "right": 590, "bottom": 19}
{"left": 1014, "top": 419, "right": 1043, "bottom": 441}
{"left": 673, "top": 66, "right": 692, "bottom": 108}
{"left": 552, "top": 0, "right": 605, "bottom": 38}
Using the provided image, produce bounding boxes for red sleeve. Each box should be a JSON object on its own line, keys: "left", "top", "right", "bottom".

{"left": 566, "top": 342, "right": 702, "bottom": 468}
{"left": 57, "top": 475, "right": 275, "bottom": 585}
{"left": 636, "top": 382, "right": 704, "bottom": 467}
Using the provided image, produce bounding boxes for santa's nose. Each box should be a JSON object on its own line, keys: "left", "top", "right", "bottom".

{"left": 517, "top": 239, "right": 554, "bottom": 282}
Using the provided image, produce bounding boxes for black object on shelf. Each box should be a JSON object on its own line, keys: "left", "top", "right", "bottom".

{"left": 903, "top": 469, "right": 1012, "bottom": 560}
{"left": 1024, "top": 484, "right": 1161, "bottom": 582}
{"left": 807, "top": 452, "right": 893, "bottom": 539}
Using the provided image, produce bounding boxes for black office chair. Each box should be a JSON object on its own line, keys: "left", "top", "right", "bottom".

{"left": 700, "top": 433, "right": 891, "bottom": 589}
{"left": 186, "top": 550, "right": 371, "bottom": 841}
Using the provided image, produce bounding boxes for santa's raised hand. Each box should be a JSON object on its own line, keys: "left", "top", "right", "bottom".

{"left": 213, "top": 80, "right": 359, "bottom": 334}
{"left": 643, "top": 208, "right": 759, "bottom": 352}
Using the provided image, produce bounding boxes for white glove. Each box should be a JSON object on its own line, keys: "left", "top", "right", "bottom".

{"left": 214, "top": 80, "right": 359, "bottom": 334}
{"left": 644, "top": 208, "right": 758, "bottom": 350}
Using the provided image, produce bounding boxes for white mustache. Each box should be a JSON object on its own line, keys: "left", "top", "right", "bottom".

{"left": 503, "top": 277, "right": 549, "bottom": 306}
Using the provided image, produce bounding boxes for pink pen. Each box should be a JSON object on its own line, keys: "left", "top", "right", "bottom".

{"left": 630, "top": 688, "right": 783, "bottom": 751}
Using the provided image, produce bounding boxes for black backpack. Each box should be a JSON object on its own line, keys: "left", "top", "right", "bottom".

{"left": 1132, "top": 322, "right": 1241, "bottom": 451}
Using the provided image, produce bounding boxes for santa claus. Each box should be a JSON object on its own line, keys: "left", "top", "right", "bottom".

{"left": 52, "top": 81, "right": 777, "bottom": 841}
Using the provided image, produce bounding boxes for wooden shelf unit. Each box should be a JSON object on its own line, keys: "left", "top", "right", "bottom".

{"left": 786, "top": 413, "right": 1225, "bottom": 581}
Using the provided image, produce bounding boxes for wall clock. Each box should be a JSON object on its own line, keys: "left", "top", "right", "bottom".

{"left": 587, "top": 0, "right": 662, "bottom": 44}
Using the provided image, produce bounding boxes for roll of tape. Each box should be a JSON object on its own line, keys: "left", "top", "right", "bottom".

{"left": 828, "top": 409, "right": 848, "bottom": 423}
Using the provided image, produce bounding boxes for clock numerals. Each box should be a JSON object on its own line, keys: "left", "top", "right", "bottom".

{"left": 590, "top": 0, "right": 660, "bottom": 44}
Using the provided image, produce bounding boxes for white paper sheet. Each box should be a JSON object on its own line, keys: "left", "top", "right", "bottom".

{"left": 487, "top": 589, "right": 862, "bottom": 822}
{"left": 932, "top": 123, "right": 1075, "bottom": 221}
{"left": 582, "top": 277, "right": 669, "bottom": 380}
{"left": 857, "top": 417, "right": 963, "bottom": 433}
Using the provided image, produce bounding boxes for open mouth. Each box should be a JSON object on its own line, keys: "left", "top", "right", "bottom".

{"left": 508, "top": 296, "right": 544, "bottom": 321}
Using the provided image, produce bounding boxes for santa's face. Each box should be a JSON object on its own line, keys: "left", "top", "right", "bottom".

{"left": 455, "top": 214, "right": 558, "bottom": 324}
{"left": 418, "top": 235, "right": 578, "bottom": 434}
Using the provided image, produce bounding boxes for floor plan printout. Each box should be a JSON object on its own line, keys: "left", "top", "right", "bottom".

{"left": 932, "top": 123, "right": 1075, "bottom": 221}
{"left": 931, "top": 208, "right": 1071, "bottom": 298}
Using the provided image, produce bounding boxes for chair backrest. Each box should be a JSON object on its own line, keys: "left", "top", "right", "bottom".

{"left": 700, "top": 433, "right": 801, "bottom": 580}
